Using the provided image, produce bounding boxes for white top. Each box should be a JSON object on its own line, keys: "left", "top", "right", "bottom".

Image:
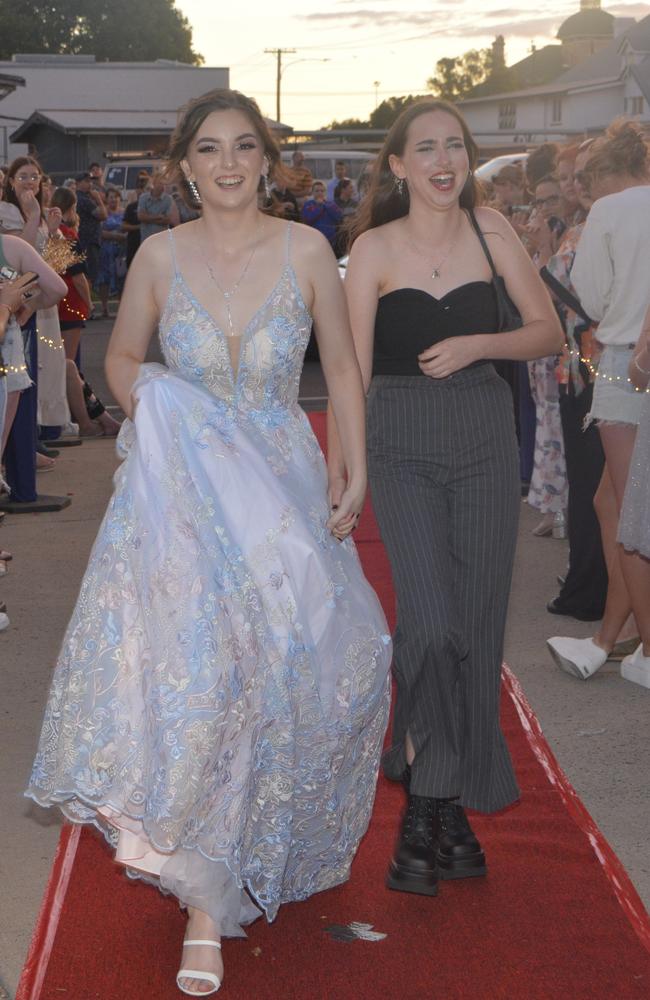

{"left": 571, "top": 185, "right": 650, "bottom": 346}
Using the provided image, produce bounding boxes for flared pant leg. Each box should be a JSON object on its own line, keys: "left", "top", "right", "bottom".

{"left": 368, "top": 369, "right": 520, "bottom": 813}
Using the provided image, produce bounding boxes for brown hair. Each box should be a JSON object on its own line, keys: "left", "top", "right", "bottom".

{"left": 165, "top": 88, "right": 281, "bottom": 207}
{"left": 525, "top": 143, "right": 558, "bottom": 190}
{"left": 50, "top": 186, "right": 76, "bottom": 214}
{"left": 2, "top": 155, "right": 44, "bottom": 218}
{"left": 348, "top": 99, "right": 481, "bottom": 246}
{"left": 583, "top": 118, "right": 649, "bottom": 183}
{"left": 557, "top": 143, "right": 580, "bottom": 167}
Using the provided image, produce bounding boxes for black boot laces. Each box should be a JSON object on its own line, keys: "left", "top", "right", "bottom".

{"left": 436, "top": 799, "right": 471, "bottom": 836}
{"left": 403, "top": 795, "right": 435, "bottom": 847}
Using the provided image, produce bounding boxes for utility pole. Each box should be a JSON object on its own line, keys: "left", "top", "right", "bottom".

{"left": 264, "top": 48, "right": 296, "bottom": 124}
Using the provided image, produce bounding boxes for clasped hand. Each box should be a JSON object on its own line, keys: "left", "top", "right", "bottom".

{"left": 418, "top": 336, "right": 480, "bottom": 379}
{"left": 327, "top": 473, "right": 366, "bottom": 542}
{"left": 0, "top": 272, "right": 41, "bottom": 326}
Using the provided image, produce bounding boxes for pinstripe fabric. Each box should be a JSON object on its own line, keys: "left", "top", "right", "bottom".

{"left": 367, "top": 367, "right": 520, "bottom": 813}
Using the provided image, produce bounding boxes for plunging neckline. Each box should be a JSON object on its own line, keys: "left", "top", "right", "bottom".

{"left": 174, "top": 266, "right": 291, "bottom": 384}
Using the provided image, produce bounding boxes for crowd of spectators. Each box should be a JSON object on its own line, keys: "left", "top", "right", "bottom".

{"left": 1, "top": 129, "right": 649, "bottom": 677}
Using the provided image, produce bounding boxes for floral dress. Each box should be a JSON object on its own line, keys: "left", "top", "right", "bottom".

{"left": 26, "top": 224, "right": 392, "bottom": 936}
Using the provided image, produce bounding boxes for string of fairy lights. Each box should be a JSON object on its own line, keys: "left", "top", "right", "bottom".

{"left": 568, "top": 348, "right": 650, "bottom": 393}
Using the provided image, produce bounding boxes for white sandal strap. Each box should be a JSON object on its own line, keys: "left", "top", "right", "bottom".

{"left": 183, "top": 939, "right": 221, "bottom": 948}
{"left": 176, "top": 969, "right": 221, "bottom": 995}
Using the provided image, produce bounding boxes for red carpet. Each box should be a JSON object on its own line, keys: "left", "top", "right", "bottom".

{"left": 18, "top": 412, "right": 650, "bottom": 1000}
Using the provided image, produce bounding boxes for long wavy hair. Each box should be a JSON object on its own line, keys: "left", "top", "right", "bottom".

{"left": 2, "top": 155, "right": 44, "bottom": 219}
{"left": 165, "top": 88, "right": 282, "bottom": 208}
{"left": 348, "top": 99, "right": 482, "bottom": 246}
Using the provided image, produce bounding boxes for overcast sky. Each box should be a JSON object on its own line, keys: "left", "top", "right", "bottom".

{"left": 176, "top": 1, "right": 650, "bottom": 128}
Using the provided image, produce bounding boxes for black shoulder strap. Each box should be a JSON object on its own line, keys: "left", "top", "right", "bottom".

{"left": 539, "top": 265, "right": 593, "bottom": 327}
{"left": 467, "top": 208, "right": 499, "bottom": 283}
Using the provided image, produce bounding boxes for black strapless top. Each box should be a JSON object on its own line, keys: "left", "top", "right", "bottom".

{"left": 373, "top": 280, "right": 499, "bottom": 377}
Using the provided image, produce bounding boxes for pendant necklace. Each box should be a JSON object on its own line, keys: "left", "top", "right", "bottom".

{"left": 201, "top": 220, "right": 265, "bottom": 336}
{"left": 406, "top": 218, "right": 461, "bottom": 280}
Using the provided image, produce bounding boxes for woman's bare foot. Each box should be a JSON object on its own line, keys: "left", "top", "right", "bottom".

{"left": 177, "top": 906, "right": 223, "bottom": 995}
{"left": 97, "top": 412, "right": 122, "bottom": 436}
{"left": 35, "top": 452, "right": 55, "bottom": 470}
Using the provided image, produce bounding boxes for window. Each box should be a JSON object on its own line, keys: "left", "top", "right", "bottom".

{"left": 105, "top": 166, "right": 125, "bottom": 188}
{"left": 551, "top": 98, "right": 562, "bottom": 124}
{"left": 498, "top": 102, "right": 516, "bottom": 130}
{"left": 625, "top": 96, "right": 644, "bottom": 115}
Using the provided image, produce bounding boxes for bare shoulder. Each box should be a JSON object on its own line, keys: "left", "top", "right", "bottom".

{"left": 348, "top": 223, "right": 395, "bottom": 264}
{"left": 473, "top": 205, "right": 512, "bottom": 239}
{"left": 130, "top": 228, "right": 174, "bottom": 279}
{"left": 290, "top": 219, "right": 332, "bottom": 262}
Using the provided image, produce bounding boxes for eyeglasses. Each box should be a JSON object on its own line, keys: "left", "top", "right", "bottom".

{"left": 533, "top": 194, "right": 560, "bottom": 208}
{"left": 15, "top": 173, "right": 41, "bottom": 183}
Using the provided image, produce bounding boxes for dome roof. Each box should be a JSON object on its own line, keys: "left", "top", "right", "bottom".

{"left": 557, "top": 8, "right": 614, "bottom": 41}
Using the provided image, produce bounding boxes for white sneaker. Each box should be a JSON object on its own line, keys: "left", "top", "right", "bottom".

{"left": 59, "top": 421, "right": 79, "bottom": 438}
{"left": 546, "top": 636, "right": 608, "bottom": 680}
{"left": 621, "top": 644, "right": 650, "bottom": 690}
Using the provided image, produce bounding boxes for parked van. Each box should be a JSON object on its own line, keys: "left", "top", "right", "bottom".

{"left": 280, "top": 149, "right": 374, "bottom": 187}
{"left": 102, "top": 154, "right": 162, "bottom": 199}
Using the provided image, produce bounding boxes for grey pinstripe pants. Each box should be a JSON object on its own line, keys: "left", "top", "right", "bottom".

{"left": 367, "top": 367, "right": 521, "bottom": 813}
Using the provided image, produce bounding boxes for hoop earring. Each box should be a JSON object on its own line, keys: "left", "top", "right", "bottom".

{"left": 188, "top": 178, "right": 201, "bottom": 205}
{"left": 394, "top": 176, "right": 405, "bottom": 197}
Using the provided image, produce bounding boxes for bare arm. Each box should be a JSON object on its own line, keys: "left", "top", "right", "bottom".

{"left": 295, "top": 226, "right": 368, "bottom": 538}
{"left": 3, "top": 234, "right": 67, "bottom": 307}
{"left": 418, "top": 209, "right": 564, "bottom": 379}
{"left": 327, "top": 229, "right": 380, "bottom": 502}
{"left": 630, "top": 305, "right": 650, "bottom": 391}
{"left": 104, "top": 234, "right": 168, "bottom": 416}
{"left": 71, "top": 271, "right": 93, "bottom": 312}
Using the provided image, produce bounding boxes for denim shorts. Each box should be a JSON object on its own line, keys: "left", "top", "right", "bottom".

{"left": 589, "top": 343, "right": 646, "bottom": 427}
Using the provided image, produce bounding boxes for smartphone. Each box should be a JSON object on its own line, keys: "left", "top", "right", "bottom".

{"left": 0, "top": 265, "right": 18, "bottom": 282}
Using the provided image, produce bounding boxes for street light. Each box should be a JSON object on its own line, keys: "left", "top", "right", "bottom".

{"left": 265, "top": 52, "right": 331, "bottom": 124}
{"left": 373, "top": 80, "right": 381, "bottom": 110}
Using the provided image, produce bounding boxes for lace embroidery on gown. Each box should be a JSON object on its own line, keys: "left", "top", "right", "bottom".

{"left": 26, "top": 223, "right": 392, "bottom": 936}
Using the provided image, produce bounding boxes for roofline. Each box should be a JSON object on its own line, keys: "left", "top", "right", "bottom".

{"left": 461, "top": 72, "right": 623, "bottom": 105}
{"left": 0, "top": 59, "right": 227, "bottom": 71}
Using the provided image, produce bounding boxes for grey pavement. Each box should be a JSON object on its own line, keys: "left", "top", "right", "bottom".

{"left": 0, "top": 319, "right": 648, "bottom": 997}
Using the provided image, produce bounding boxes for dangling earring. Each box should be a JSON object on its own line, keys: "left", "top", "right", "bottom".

{"left": 394, "top": 176, "right": 405, "bottom": 197}
{"left": 263, "top": 158, "right": 271, "bottom": 201}
{"left": 188, "top": 178, "right": 201, "bottom": 205}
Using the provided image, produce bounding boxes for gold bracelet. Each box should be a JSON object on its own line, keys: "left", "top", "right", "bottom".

{"left": 633, "top": 354, "right": 650, "bottom": 377}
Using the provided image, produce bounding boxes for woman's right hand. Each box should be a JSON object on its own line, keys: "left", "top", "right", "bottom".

{"left": 17, "top": 190, "right": 41, "bottom": 222}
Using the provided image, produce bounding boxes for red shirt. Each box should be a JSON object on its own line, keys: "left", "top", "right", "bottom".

{"left": 58, "top": 224, "right": 90, "bottom": 323}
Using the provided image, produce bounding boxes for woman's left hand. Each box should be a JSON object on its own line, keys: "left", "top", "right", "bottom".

{"left": 326, "top": 478, "right": 366, "bottom": 541}
{"left": 418, "top": 336, "right": 480, "bottom": 379}
{"left": 46, "top": 207, "right": 62, "bottom": 234}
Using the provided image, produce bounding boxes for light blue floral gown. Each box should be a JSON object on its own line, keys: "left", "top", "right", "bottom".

{"left": 26, "top": 224, "right": 392, "bottom": 936}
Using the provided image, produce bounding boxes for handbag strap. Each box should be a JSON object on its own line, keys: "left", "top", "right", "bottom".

{"left": 539, "top": 265, "right": 593, "bottom": 327}
{"left": 467, "top": 208, "right": 500, "bottom": 283}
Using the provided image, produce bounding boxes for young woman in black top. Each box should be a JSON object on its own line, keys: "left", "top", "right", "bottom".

{"left": 328, "top": 99, "right": 562, "bottom": 895}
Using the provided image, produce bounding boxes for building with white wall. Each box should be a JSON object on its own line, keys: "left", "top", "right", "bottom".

{"left": 0, "top": 54, "right": 229, "bottom": 174}
{"left": 460, "top": 6, "right": 650, "bottom": 152}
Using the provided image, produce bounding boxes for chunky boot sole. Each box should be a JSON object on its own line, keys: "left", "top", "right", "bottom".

{"left": 386, "top": 860, "right": 439, "bottom": 896}
{"left": 436, "top": 850, "right": 487, "bottom": 880}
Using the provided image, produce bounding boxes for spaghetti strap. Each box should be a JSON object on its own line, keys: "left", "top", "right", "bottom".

{"left": 167, "top": 228, "right": 179, "bottom": 276}
{"left": 285, "top": 222, "right": 293, "bottom": 266}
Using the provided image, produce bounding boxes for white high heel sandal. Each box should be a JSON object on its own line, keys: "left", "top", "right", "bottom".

{"left": 176, "top": 939, "right": 222, "bottom": 996}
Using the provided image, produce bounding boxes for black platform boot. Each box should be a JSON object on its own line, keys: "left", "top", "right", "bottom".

{"left": 386, "top": 794, "right": 439, "bottom": 896}
{"left": 433, "top": 799, "right": 487, "bottom": 880}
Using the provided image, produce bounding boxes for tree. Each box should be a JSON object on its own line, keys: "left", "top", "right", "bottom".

{"left": 325, "top": 117, "right": 369, "bottom": 130}
{"left": 427, "top": 47, "right": 493, "bottom": 102}
{"left": 369, "top": 95, "right": 424, "bottom": 129}
{"left": 0, "top": 0, "right": 202, "bottom": 64}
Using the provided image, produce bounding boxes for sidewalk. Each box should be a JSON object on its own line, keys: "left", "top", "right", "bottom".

{"left": 1, "top": 321, "right": 648, "bottom": 997}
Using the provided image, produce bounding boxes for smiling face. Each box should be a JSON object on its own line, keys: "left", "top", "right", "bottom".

{"left": 182, "top": 109, "right": 265, "bottom": 209}
{"left": 389, "top": 110, "right": 470, "bottom": 210}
